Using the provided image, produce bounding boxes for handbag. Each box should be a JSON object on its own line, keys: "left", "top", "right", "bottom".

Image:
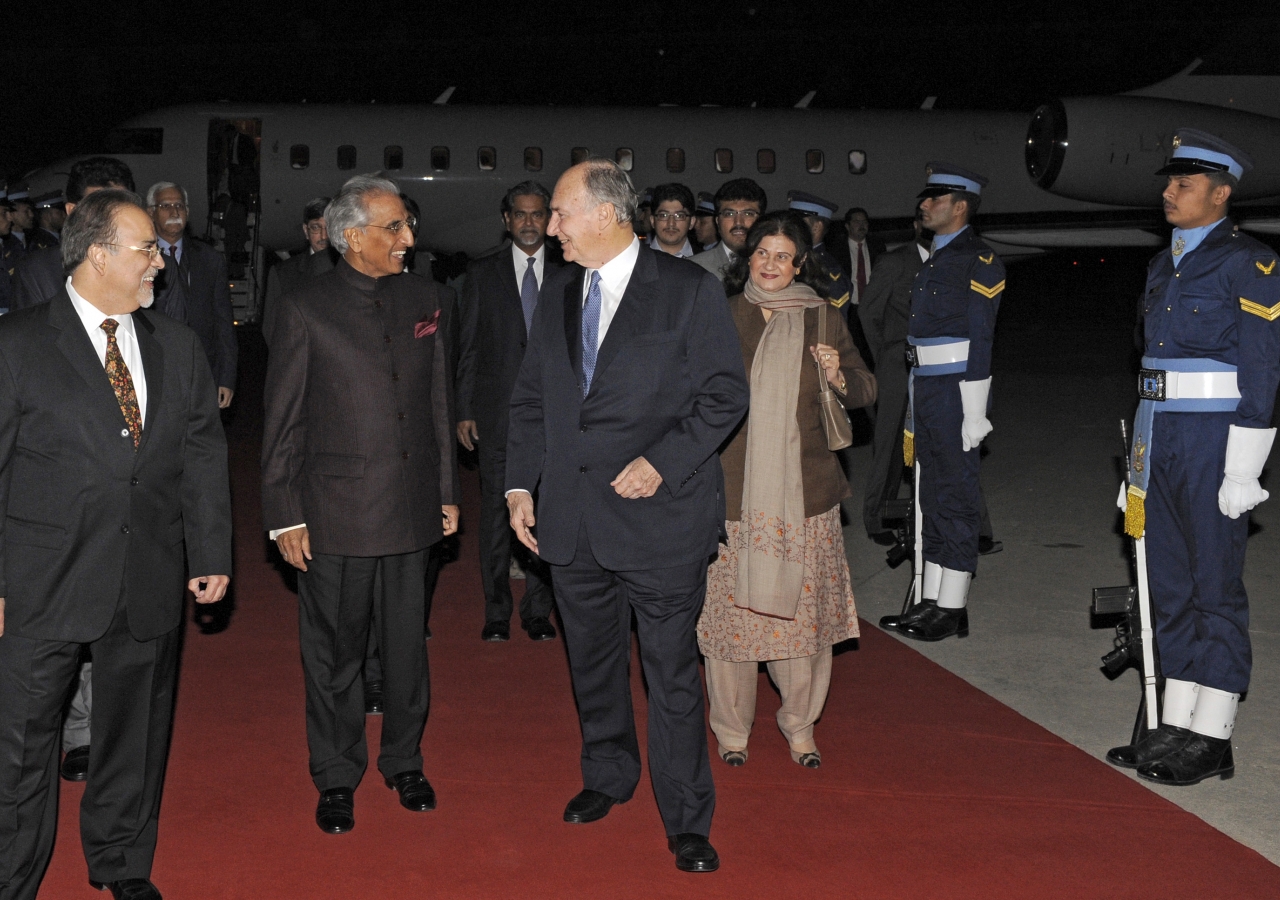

{"left": 817, "top": 303, "right": 854, "bottom": 451}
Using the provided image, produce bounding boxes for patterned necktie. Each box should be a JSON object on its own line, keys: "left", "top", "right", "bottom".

{"left": 581, "top": 271, "right": 602, "bottom": 396}
{"left": 101, "top": 319, "right": 142, "bottom": 449}
{"left": 520, "top": 256, "right": 538, "bottom": 334}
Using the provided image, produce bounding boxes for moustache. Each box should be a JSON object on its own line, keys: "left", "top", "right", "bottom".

{"left": 165, "top": 218, "right": 184, "bottom": 226}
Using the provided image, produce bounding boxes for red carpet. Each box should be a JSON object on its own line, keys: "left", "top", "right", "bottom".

{"left": 36, "top": 334, "right": 1280, "bottom": 898}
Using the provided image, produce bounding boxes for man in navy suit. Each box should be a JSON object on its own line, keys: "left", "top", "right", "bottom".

{"left": 505, "top": 159, "right": 748, "bottom": 873}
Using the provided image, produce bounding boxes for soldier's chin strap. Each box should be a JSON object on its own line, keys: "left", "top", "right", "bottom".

{"left": 1218, "top": 424, "right": 1276, "bottom": 519}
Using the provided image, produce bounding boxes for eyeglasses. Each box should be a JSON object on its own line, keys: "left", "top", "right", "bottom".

{"left": 99, "top": 242, "right": 162, "bottom": 259}
{"left": 305, "top": 223, "right": 326, "bottom": 234}
{"left": 717, "top": 209, "right": 759, "bottom": 222}
{"left": 652, "top": 211, "right": 689, "bottom": 222}
{"left": 151, "top": 202, "right": 187, "bottom": 213}
{"left": 363, "top": 216, "right": 418, "bottom": 235}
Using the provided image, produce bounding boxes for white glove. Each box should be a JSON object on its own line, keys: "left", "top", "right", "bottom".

{"left": 1218, "top": 424, "right": 1276, "bottom": 518}
{"left": 958, "top": 378, "right": 993, "bottom": 452}
{"left": 1117, "top": 483, "right": 1128, "bottom": 512}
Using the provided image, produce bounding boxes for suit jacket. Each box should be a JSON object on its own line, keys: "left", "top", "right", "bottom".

{"left": 858, "top": 241, "right": 925, "bottom": 365}
{"left": 829, "top": 227, "right": 886, "bottom": 282}
{"left": 261, "top": 259, "right": 461, "bottom": 557}
{"left": 0, "top": 290, "right": 232, "bottom": 642}
{"left": 690, "top": 243, "right": 735, "bottom": 283}
{"left": 10, "top": 245, "right": 63, "bottom": 311}
{"left": 153, "top": 238, "right": 238, "bottom": 390}
{"left": 505, "top": 244, "right": 749, "bottom": 570}
{"left": 456, "top": 244, "right": 563, "bottom": 447}
{"left": 262, "top": 247, "right": 338, "bottom": 347}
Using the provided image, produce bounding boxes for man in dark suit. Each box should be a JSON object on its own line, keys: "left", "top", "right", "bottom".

{"left": 456, "top": 180, "right": 559, "bottom": 643}
{"left": 506, "top": 159, "right": 748, "bottom": 873}
{"left": 858, "top": 206, "right": 931, "bottom": 541}
{"left": 11, "top": 158, "right": 136, "bottom": 313}
{"left": 0, "top": 190, "right": 232, "bottom": 900}
{"left": 262, "top": 174, "right": 460, "bottom": 835}
{"left": 261, "top": 196, "right": 336, "bottom": 347}
{"left": 146, "top": 182, "right": 238, "bottom": 409}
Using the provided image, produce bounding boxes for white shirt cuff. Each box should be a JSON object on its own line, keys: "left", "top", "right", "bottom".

{"left": 504, "top": 489, "right": 531, "bottom": 498}
{"left": 269, "top": 524, "right": 306, "bottom": 540}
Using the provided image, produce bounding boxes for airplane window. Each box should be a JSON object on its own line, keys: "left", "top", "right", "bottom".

{"left": 806, "top": 150, "right": 824, "bottom": 174}
{"left": 337, "top": 145, "right": 357, "bottom": 170}
{"left": 384, "top": 145, "right": 404, "bottom": 170}
{"left": 848, "top": 150, "right": 867, "bottom": 175}
{"left": 757, "top": 149, "right": 776, "bottom": 174}
{"left": 715, "top": 149, "right": 733, "bottom": 174}
{"left": 615, "top": 148, "right": 634, "bottom": 171}
{"left": 478, "top": 146, "right": 497, "bottom": 170}
{"left": 290, "top": 144, "right": 310, "bottom": 170}
{"left": 525, "top": 147, "right": 543, "bottom": 171}
{"left": 431, "top": 146, "right": 450, "bottom": 171}
{"left": 103, "top": 127, "right": 164, "bottom": 154}
{"left": 571, "top": 147, "right": 591, "bottom": 165}
{"left": 666, "top": 148, "right": 685, "bottom": 173}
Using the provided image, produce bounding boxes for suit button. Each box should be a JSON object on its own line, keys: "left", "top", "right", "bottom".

{"left": 392, "top": 373, "right": 399, "bottom": 381}
{"left": 121, "top": 428, "right": 130, "bottom": 438}
{"left": 580, "top": 425, "right": 587, "bottom": 432}
{"left": 130, "top": 477, "right": 139, "bottom": 485}
{"left": 120, "top": 525, "right": 130, "bottom": 534}
{"left": 402, "top": 452, "right": 410, "bottom": 460}
{"left": 375, "top": 300, "right": 383, "bottom": 308}
{"left": 384, "top": 335, "right": 392, "bottom": 344}
{"left": 398, "top": 412, "right": 406, "bottom": 420}
{"left": 579, "top": 465, "right": 587, "bottom": 473}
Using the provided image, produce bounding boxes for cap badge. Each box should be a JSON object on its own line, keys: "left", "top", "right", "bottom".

{"left": 1171, "top": 134, "right": 1182, "bottom": 150}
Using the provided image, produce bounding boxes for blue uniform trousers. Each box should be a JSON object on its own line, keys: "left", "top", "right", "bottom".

{"left": 915, "top": 373, "right": 981, "bottom": 574}
{"left": 1146, "top": 412, "right": 1252, "bottom": 694}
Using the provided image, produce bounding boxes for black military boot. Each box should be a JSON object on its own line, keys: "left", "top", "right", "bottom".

{"left": 1106, "top": 724, "right": 1192, "bottom": 769}
{"left": 1137, "top": 733, "right": 1234, "bottom": 786}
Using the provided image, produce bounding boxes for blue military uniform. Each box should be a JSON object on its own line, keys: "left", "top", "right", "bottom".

{"left": 788, "top": 191, "right": 852, "bottom": 311}
{"left": 1110, "top": 128, "right": 1279, "bottom": 786}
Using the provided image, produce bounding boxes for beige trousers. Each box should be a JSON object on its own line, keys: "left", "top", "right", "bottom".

{"left": 705, "top": 646, "right": 833, "bottom": 758}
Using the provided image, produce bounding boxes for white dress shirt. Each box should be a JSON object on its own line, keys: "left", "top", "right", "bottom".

{"left": 512, "top": 241, "right": 547, "bottom": 289}
{"left": 585, "top": 237, "right": 641, "bottom": 350}
{"left": 648, "top": 234, "right": 694, "bottom": 259}
{"left": 846, "top": 238, "right": 872, "bottom": 305}
{"left": 66, "top": 277, "right": 148, "bottom": 426}
{"left": 158, "top": 237, "right": 183, "bottom": 264}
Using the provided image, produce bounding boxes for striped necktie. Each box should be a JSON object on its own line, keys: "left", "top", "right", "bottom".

{"left": 581, "top": 271, "right": 602, "bottom": 395}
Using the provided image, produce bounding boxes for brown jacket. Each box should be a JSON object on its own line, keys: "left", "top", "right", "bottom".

{"left": 721, "top": 293, "right": 876, "bottom": 521}
{"left": 261, "top": 260, "right": 460, "bottom": 557}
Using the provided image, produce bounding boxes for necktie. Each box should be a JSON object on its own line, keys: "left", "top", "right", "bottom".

{"left": 520, "top": 256, "right": 538, "bottom": 333}
{"left": 101, "top": 319, "right": 142, "bottom": 449}
{"left": 581, "top": 271, "right": 602, "bottom": 395}
{"left": 855, "top": 241, "right": 867, "bottom": 298}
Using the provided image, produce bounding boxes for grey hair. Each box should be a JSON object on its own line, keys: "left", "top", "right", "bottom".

{"left": 62, "top": 189, "right": 147, "bottom": 273}
{"left": 326, "top": 174, "right": 402, "bottom": 254}
{"left": 580, "top": 159, "right": 637, "bottom": 226}
{"left": 145, "top": 181, "right": 189, "bottom": 207}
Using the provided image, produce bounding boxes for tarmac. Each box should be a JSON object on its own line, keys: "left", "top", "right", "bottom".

{"left": 840, "top": 247, "right": 1280, "bottom": 864}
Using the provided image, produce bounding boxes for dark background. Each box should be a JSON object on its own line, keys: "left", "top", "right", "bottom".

{"left": 3, "top": 1, "right": 1275, "bottom": 181}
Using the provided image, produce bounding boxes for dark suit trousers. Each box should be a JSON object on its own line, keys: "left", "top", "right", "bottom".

{"left": 862, "top": 343, "right": 910, "bottom": 535}
{"left": 298, "top": 550, "right": 430, "bottom": 791}
{"left": 552, "top": 523, "right": 715, "bottom": 838}
{"left": 0, "top": 601, "right": 178, "bottom": 899}
{"left": 479, "top": 440, "right": 554, "bottom": 624}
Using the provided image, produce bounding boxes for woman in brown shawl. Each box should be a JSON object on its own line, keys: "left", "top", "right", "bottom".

{"left": 698, "top": 211, "right": 876, "bottom": 768}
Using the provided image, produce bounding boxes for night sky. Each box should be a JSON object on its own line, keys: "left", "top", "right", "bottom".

{"left": 3, "top": 0, "right": 1274, "bottom": 180}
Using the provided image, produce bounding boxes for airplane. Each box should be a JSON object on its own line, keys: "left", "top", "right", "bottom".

{"left": 17, "top": 58, "right": 1280, "bottom": 323}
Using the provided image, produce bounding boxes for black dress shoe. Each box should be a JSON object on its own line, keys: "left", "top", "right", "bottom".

{"left": 898, "top": 602, "right": 969, "bottom": 642}
{"left": 522, "top": 616, "right": 557, "bottom": 641}
{"left": 90, "top": 877, "right": 162, "bottom": 899}
{"left": 563, "top": 788, "right": 622, "bottom": 823}
{"left": 1138, "top": 734, "right": 1234, "bottom": 786}
{"left": 481, "top": 621, "right": 510, "bottom": 642}
{"left": 978, "top": 536, "right": 1003, "bottom": 555}
{"left": 61, "top": 745, "right": 90, "bottom": 782}
{"left": 1106, "top": 724, "right": 1192, "bottom": 769}
{"left": 669, "top": 833, "right": 720, "bottom": 873}
{"left": 878, "top": 600, "right": 934, "bottom": 633}
{"left": 316, "top": 787, "right": 355, "bottom": 833}
{"left": 385, "top": 770, "right": 437, "bottom": 811}
{"left": 364, "top": 680, "right": 384, "bottom": 716}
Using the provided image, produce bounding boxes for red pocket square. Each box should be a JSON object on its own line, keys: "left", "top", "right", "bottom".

{"left": 414, "top": 309, "right": 441, "bottom": 338}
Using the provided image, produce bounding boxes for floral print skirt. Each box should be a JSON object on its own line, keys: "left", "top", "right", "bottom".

{"left": 697, "top": 506, "right": 859, "bottom": 662}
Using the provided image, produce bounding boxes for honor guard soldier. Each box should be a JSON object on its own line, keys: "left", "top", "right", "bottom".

{"left": 1106, "top": 129, "right": 1280, "bottom": 786}
{"left": 788, "top": 191, "right": 853, "bottom": 314}
{"left": 28, "top": 191, "right": 66, "bottom": 250}
{"left": 882, "top": 163, "right": 1004, "bottom": 641}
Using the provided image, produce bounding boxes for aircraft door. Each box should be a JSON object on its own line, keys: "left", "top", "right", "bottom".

{"left": 206, "top": 118, "right": 264, "bottom": 324}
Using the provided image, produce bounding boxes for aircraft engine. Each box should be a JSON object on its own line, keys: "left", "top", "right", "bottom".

{"left": 1026, "top": 96, "right": 1280, "bottom": 205}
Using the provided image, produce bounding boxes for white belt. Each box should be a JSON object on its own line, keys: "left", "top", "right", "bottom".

{"left": 914, "top": 340, "right": 969, "bottom": 366}
{"left": 1164, "top": 370, "right": 1240, "bottom": 400}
